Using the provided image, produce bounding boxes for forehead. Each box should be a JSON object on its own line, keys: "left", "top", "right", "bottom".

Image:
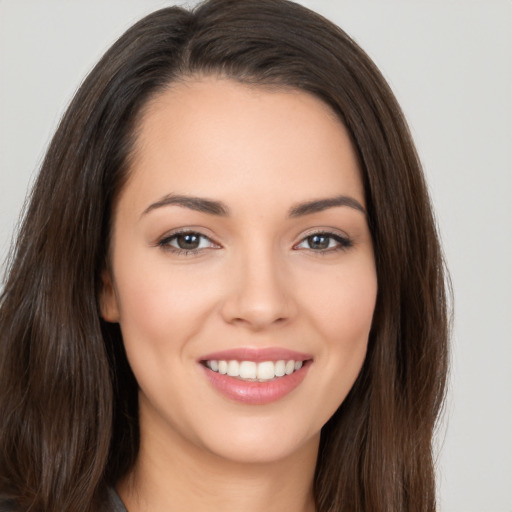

{"left": 120, "top": 77, "right": 364, "bottom": 214}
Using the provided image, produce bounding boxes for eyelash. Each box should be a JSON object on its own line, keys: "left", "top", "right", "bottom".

{"left": 294, "top": 232, "right": 353, "bottom": 254}
{"left": 157, "top": 230, "right": 353, "bottom": 256}
{"left": 157, "top": 230, "right": 219, "bottom": 256}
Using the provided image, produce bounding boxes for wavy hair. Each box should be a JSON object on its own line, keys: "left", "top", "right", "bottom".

{"left": 0, "top": 1, "right": 449, "bottom": 510}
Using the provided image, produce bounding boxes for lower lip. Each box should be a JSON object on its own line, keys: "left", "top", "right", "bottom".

{"left": 200, "top": 362, "right": 311, "bottom": 405}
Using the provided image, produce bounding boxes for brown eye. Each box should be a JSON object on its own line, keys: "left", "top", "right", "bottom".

{"left": 158, "top": 231, "right": 218, "bottom": 254}
{"left": 295, "top": 232, "right": 353, "bottom": 252}
{"left": 175, "top": 233, "right": 201, "bottom": 250}
{"left": 307, "top": 234, "right": 331, "bottom": 250}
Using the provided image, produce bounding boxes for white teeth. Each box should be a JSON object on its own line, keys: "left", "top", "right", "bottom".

{"left": 275, "top": 360, "right": 286, "bottom": 377}
{"left": 227, "top": 360, "right": 239, "bottom": 376}
{"left": 218, "top": 360, "right": 228, "bottom": 374}
{"left": 239, "top": 361, "right": 257, "bottom": 379}
{"left": 205, "top": 359, "right": 306, "bottom": 381}
{"left": 257, "top": 361, "right": 275, "bottom": 380}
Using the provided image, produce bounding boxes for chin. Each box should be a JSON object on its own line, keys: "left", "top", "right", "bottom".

{"left": 183, "top": 406, "right": 322, "bottom": 466}
{"left": 202, "top": 427, "right": 320, "bottom": 466}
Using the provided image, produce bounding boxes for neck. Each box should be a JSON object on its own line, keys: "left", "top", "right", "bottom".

{"left": 117, "top": 411, "right": 319, "bottom": 512}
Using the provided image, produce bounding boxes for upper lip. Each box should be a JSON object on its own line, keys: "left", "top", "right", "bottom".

{"left": 199, "top": 347, "right": 313, "bottom": 363}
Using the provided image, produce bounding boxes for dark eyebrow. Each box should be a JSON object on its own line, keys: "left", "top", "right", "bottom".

{"left": 142, "top": 194, "right": 230, "bottom": 217}
{"left": 288, "top": 195, "right": 366, "bottom": 217}
{"left": 142, "top": 193, "right": 365, "bottom": 218}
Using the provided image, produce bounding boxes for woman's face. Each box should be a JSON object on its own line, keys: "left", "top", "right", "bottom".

{"left": 101, "top": 78, "right": 377, "bottom": 464}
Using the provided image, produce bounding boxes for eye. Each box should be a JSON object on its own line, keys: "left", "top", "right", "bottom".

{"left": 158, "top": 231, "right": 219, "bottom": 254}
{"left": 294, "top": 232, "right": 352, "bottom": 252}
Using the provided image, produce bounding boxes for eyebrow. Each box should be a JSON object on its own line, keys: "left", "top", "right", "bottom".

{"left": 288, "top": 195, "right": 366, "bottom": 217}
{"left": 142, "top": 193, "right": 366, "bottom": 218}
{"left": 142, "top": 194, "right": 229, "bottom": 217}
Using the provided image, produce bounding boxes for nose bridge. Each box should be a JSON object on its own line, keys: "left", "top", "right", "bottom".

{"left": 220, "top": 236, "right": 295, "bottom": 329}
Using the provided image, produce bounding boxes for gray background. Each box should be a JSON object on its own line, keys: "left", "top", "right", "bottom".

{"left": 1, "top": 1, "right": 511, "bottom": 511}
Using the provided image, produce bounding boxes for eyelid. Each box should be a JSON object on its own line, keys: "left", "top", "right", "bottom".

{"left": 297, "top": 227, "right": 351, "bottom": 240}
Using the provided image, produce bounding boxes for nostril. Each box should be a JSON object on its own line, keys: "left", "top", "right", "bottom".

{"left": 219, "top": 269, "right": 297, "bottom": 329}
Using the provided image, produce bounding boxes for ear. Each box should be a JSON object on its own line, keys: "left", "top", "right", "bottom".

{"left": 99, "top": 269, "right": 120, "bottom": 323}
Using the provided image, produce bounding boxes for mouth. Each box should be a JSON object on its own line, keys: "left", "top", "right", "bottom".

{"left": 201, "top": 359, "right": 305, "bottom": 382}
{"left": 198, "top": 349, "right": 313, "bottom": 405}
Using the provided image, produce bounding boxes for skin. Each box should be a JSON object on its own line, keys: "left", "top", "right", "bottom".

{"left": 101, "top": 77, "right": 377, "bottom": 512}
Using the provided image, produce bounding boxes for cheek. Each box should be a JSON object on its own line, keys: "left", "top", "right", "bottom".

{"left": 301, "top": 257, "right": 377, "bottom": 400}
{"left": 112, "top": 252, "right": 224, "bottom": 357}
{"left": 304, "top": 259, "right": 377, "bottom": 346}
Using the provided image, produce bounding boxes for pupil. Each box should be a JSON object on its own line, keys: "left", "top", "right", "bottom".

{"left": 309, "top": 234, "right": 329, "bottom": 250}
{"left": 178, "top": 233, "right": 200, "bottom": 250}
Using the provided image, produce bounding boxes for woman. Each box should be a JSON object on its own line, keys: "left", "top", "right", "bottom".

{"left": 0, "top": 0, "right": 449, "bottom": 511}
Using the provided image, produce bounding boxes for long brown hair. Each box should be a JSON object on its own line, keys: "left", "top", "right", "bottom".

{"left": 0, "top": 1, "right": 449, "bottom": 510}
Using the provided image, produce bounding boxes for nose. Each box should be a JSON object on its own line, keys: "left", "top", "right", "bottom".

{"left": 220, "top": 247, "right": 297, "bottom": 331}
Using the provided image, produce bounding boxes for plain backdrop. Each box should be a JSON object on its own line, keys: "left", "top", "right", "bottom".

{"left": 0, "top": 1, "right": 511, "bottom": 511}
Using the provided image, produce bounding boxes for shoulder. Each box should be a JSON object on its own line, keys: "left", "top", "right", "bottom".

{"left": 106, "top": 487, "right": 128, "bottom": 512}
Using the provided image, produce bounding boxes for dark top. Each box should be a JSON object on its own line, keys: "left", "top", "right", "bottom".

{"left": 108, "top": 487, "right": 129, "bottom": 512}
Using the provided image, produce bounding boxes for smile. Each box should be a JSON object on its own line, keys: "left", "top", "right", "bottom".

{"left": 199, "top": 349, "right": 313, "bottom": 405}
{"left": 204, "top": 359, "right": 303, "bottom": 381}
